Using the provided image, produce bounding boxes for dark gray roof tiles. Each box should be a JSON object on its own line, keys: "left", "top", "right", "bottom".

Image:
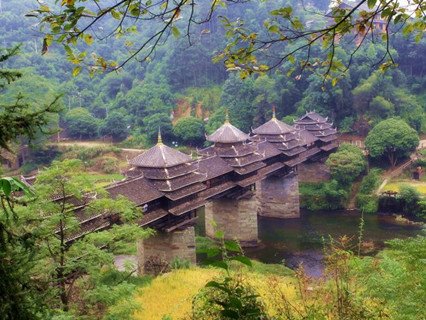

{"left": 206, "top": 122, "right": 249, "bottom": 143}
{"left": 252, "top": 117, "right": 296, "bottom": 135}
{"left": 130, "top": 142, "right": 192, "bottom": 168}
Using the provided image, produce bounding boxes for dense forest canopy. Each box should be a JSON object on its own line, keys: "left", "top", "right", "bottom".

{"left": 1, "top": 0, "right": 425, "bottom": 147}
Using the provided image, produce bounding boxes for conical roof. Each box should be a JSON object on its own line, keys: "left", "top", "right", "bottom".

{"left": 130, "top": 131, "right": 192, "bottom": 168}
{"left": 206, "top": 111, "right": 249, "bottom": 144}
{"left": 207, "top": 122, "right": 249, "bottom": 143}
{"left": 252, "top": 116, "right": 295, "bottom": 135}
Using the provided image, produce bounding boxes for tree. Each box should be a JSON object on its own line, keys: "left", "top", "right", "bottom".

{"left": 173, "top": 116, "right": 205, "bottom": 146}
{"left": 23, "top": 159, "right": 148, "bottom": 314}
{"left": 99, "top": 110, "right": 129, "bottom": 141}
{"left": 365, "top": 118, "right": 419, "bottom": 167}
{"left": 64, "top": 107, "right": 99, "bottom": 139}
{"left": 32, "top": 1, "right": 425, "bottom": 78}
{"left": 0, "top": 177, "right": 48, "bottom": 319}
{"left": 0, "top": 46, "right": 60, "bottom": 150}
{"left": 143, "top": 113, "right": 173, "bottom": 143}
{"left": 326, "top": 143, "right": 366, "bottom": 185}
{"left": 221, "top": 74, "right": 256, "bottom": 132}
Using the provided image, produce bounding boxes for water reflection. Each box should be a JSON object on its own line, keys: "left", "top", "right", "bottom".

{"left": 245, "top": 210, "right": 424, "bottom": 277}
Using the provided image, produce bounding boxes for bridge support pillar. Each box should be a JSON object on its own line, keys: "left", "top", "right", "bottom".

{"left": 205, "top": 190, "right": 258, "bottom": 247}
{"left": 257, "top": 172, "right": 300, "bottom": 219}
{"left": 137, "top": 226, "right": 196, "bottom": 275}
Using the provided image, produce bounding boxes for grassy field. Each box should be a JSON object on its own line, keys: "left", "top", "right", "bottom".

{"left": 133, "top": 266, "right": 297, "bottom": 320}
{"left": 383, "top": 180, "right": 426, "bottom": 195}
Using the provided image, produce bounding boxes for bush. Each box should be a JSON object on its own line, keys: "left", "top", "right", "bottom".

{"left": 326, "top": 143, "right": 366, "bottom": 185}
{"left": 356, "top": 169, "right": 382, "bottom": 213}
{"left": 98, "top": 156, "right": 119, "bottom": 174}
{"left": 300, "top": 180, "right": 349, "bottom": 211}
{"left": 356, "top": 194, "right": 379, "bottom": 214}
{"left": 117, "top": 134, "right": 149, "bottom": 149}
{"left": 192, "top": 275, "right": 268, "bottom": 320}
{"left": 399, "top": 185, "right": 421, "bottom": 216}
{"left": 61, "top": 146, "right": 121, "bottom": 163}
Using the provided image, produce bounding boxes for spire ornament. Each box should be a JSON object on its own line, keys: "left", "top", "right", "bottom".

{"left": 157, "top": 128, "right": 163, "bottom": 145}
{"left": 224, "top": 108, "right": 230, "bottom": 124}
{"left": 272, "top": 106, "right": 276, "bottom": 120}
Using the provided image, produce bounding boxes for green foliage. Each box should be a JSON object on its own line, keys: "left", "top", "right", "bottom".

{"left": 173, "top": 116, "right": 205, "bottom": 146}
{"left": 326, "top": 143, "right": 366, "bottom": 185}
{"left": 143, "top": 113, "right": 173, "bottom": 143}
{"left": 365, "top": 118, "right": 419, "bottom": 167}
{"left": 99, "top": 110, "right": 129, "bottom": 141}
{"left": 356, "top": 169, "right": 382, "bottom": 213}
{"left": 61, "top": 145, "right": 121, "bottom": 163}
{"left": 118, "top": 134, "right": 150, "bottom": 149}
{"left": 398, "top": 185, "right": 421, "bottom": 215}
{"left": 0, "top": 47, "right": 61, "bottom": 150}
{"left": 206, "top": 107, "right": 227, "bottom": 135}
{"left": 193, "top": 275, "right": 267, "bottom": 320}
{"left": 351, "top": 236, "right": 426, "bottom": 320}
{"left": 170, "top": 257, "right": 191, "bottom": 270}
{"left": 98, "top": 156, "right": 120, "bottom": 174}
{"left": 18, "top": 159, "right": 150, "bottom": 316}
{"left": 64, "top": 107, "right": 99, "bottom": 139}
{"left": 0, "top": 177, "right": 47, "bottom": 319}
{"left": 194, "top": 231, "right": 266, "bottom": 320}
{"left": 300, "top": 180, "right": 349, "bottom": 211}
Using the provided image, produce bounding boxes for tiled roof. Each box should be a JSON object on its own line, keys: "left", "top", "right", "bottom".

{"left": 142, "top": 162, "right": 199, "bottom": 180}
{"left": 207, "top": 122, "right": 249, "bottom": 143}
{"left": 297, "top": 129, "right": 318, "bottom": 145}
{"left": 257, "top": 141, "right": 282, "bottom": 159}
{"left": 295, "top": 111, "right": 329, "bottom": 124}
{"left": 150, "top": 172, "right": 206, "bottom": 192}
{"left": 198, "top": 156, "right": 233, "bottom": 180}
{"left": 106, "top": 176, "right": 164, "bottom": 205}
{"left": 130, "top": 143, "right": 192, "bottom": 168}
{"left": 252, "top": 118, "right": 296, "bottom": 135}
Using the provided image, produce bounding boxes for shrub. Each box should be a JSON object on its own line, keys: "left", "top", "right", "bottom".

{"left": 356, "top": 169, "right": 382, "bottom": 213}
{"left": 192, "top": 275, "right": 268, "bottom": 320}
{"left": 98, "top": 156, "right": 120, "bottom": 174}
{"left": 117, "top": 134, "right": 149, "bottom": 149}
{"left": 300, "top": 180, "right": 349, "bottom": 211}
{"left": 326, "top": 143, "right": 366, "bottom": 185}
{"left": 398, "top": 185, "right": 421, "bottom": 216}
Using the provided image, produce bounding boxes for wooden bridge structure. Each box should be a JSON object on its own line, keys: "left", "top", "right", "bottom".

{"left": 23, "top": 111, "right": 339, "bottom": 273}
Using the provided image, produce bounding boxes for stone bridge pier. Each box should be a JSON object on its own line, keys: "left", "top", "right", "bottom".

{"left": 137, "top": 226, "right": 196, "bottom": 274}
{"left": 256, "top": 171, "right": 300, "bottom": 219}
{"left": 205, "top": 187, "right": 259, "bottom": 247}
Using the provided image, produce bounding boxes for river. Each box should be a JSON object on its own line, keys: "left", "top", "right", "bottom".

{"left": 197, "top": 210, "right": 424, "bottom": 277}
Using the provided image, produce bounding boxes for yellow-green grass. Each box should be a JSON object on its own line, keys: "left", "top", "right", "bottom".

{"left": 383, "top": 181, "right": 426, "bottom": 195}
{"left": 133, "top": 267, "right": 297, "bottom": 320}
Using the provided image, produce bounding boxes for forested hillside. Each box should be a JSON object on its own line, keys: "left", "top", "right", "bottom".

{"left": 2, "top": 0, "right": 426, "bottom": 147}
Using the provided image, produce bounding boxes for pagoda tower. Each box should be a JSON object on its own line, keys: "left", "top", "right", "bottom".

{"left": 129, "top": 131, "right": 206, "bottom": 273}
{"left": 294, "top": 111, "right": 338, "bottom": 154}
{"left": 198, "top": 112, "right": 264, "bottom": 246}
{"left": 251, "top": 108, "right": 302, "bottom": 218}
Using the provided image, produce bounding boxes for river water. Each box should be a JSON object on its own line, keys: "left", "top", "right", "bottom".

{"left": 197, "top": 210, "right": 424, "bottom": 277}
{"left": 247, "top": 210, "right": 424, "bottom": 277}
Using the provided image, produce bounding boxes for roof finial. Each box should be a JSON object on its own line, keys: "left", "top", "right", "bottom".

{"left": 157, "top": 127, "right": 163, "bottom": 145}
{"left": 224, "top": 108, "right": 230, "bottom": 124}
{"left": 272, "top": 105, "right": 276, "bottom": 120}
